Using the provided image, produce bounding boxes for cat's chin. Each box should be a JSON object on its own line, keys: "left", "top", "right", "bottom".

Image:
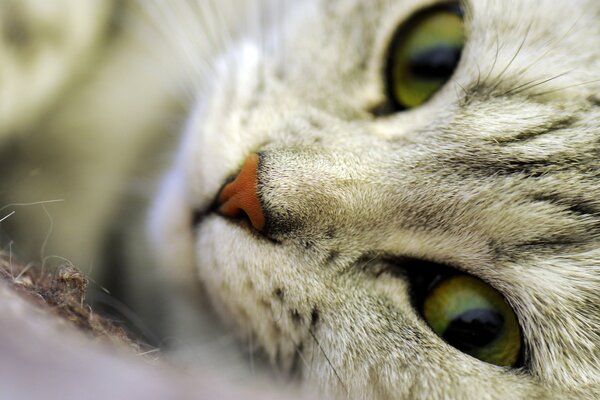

{"left": 149, "top": 169, "right": 199, "bottom": 293}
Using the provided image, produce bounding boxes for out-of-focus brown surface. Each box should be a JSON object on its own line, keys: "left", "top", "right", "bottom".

{"left": 0, "top": 253, "right": 302, "bottom": 400}
{"left": 0, "top": 255, "right": 138, "bottom": 349}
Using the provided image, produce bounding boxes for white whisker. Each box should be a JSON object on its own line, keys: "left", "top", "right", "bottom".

{"left": 0, "top": 211, "right": 15, "bottom": 224}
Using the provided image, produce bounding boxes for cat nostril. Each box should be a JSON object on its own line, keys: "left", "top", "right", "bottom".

{"left": 217, "top": 153, "right": 266, "bottom": 231}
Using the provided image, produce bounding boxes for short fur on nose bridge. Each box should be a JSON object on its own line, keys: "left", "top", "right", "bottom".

{"left": 217, "top": 153, "right": 266, "bottom": 231}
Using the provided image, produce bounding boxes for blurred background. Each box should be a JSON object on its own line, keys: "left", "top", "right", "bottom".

{"left": 0, "top": 0, "right": 189, "bottom": 346}
{"left": 0, "top": 0, "right": 273, "bottom": 382}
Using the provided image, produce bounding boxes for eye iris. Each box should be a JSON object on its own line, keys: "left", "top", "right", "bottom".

{"left": 422, "top": 275, "right": 521, "bottom": 367}
{"left": 387, "top": 5, "right": 464, "bottom": 109}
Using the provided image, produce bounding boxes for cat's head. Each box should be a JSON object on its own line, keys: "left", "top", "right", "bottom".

{"left": 150, "top": 0, "right": 600, "bottom": 397}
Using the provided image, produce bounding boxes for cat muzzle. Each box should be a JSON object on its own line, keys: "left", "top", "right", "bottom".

{"left": 217, "top": 153, "right": 266, "bottom": 231}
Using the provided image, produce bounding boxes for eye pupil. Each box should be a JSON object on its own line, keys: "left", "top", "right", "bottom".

{"left": 409, "top": 44, "right": 462, "bottom": 80}
{"left": 442, "top": 309, "right": 505, "bottom": 352}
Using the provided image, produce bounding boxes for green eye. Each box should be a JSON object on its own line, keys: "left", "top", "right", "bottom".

{"left": 386, "top": 3, "right": 465, "bottom": 110}
{"left": 422, "top": 275, "right": 522, "bottom": 367}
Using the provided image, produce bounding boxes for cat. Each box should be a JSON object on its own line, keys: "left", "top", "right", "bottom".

{"left": 148, "top": 0, "right": 600, "bottom": 398}
{"left": 2, "top": 0, "right": 599, "bottom": 399}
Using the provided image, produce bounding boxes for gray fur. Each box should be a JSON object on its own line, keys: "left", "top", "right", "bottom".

{"left": 151, "top": 0, "right": 600, "bottom": 398}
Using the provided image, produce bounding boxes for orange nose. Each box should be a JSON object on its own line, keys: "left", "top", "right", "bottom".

{"left": 218, "top": 153, "right": 265, "bottom": 231}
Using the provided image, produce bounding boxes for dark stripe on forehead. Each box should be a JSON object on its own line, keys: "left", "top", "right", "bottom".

{"left": 490, "top": 116, "right": 578, "bottom": 145}
{"left": 532, "top": 194, "right": 600, "bottom": 218}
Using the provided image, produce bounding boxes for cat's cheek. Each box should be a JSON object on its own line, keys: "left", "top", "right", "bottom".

{"left": 195, "top": 217, "right": 327, "bottom": 366}
{"left": 148, "top": 169, "right": 198, "bottom": 293}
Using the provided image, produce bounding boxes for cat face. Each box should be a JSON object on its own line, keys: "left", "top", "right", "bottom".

{"left": 151, "top": 0, "right": 600, "bottom": 397}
